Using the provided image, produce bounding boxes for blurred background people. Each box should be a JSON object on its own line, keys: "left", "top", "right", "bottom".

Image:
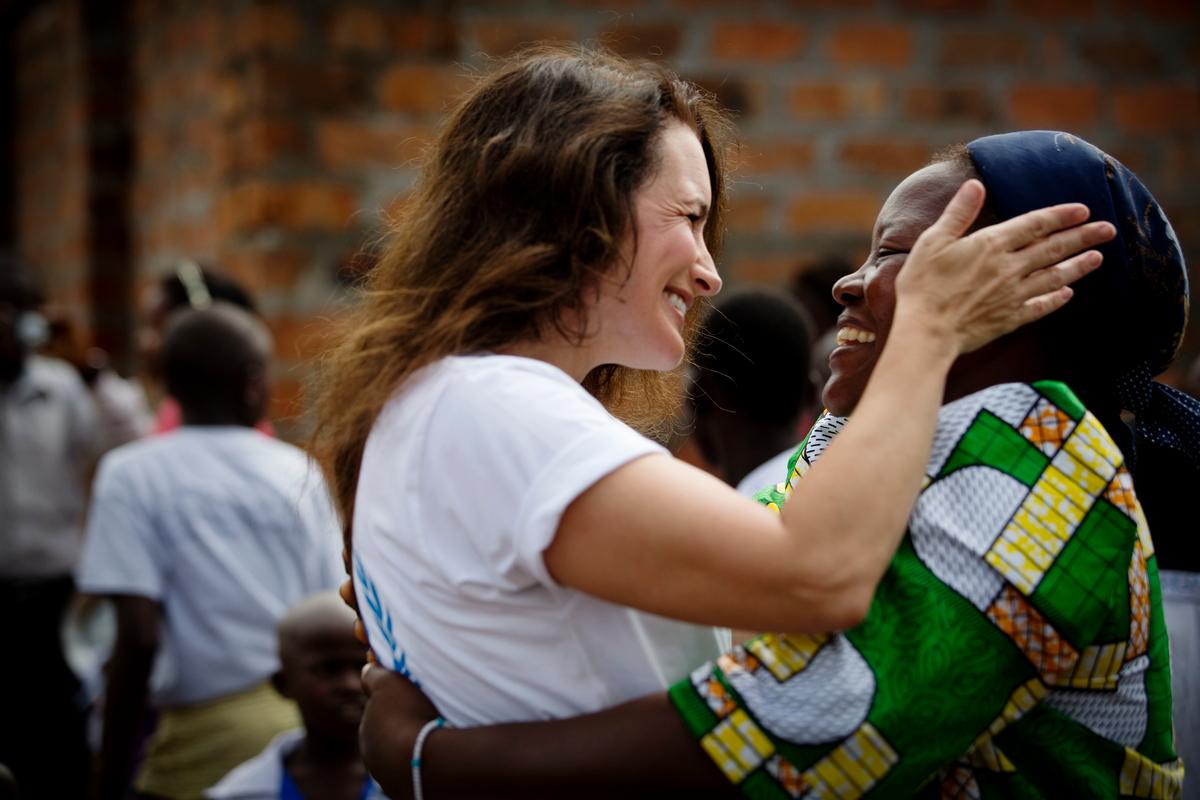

{"left": 0, "top": 254, "right": 95, "bottom": 799}
{"left": 137, "top": 263, "right": 272, "bottom": 436}
{"left": 690, "top": 287, "right": 819, "bottom": 495}
{"left": 42, "top": 306, "right": 153, "bottom": 449}
{"left": 76, "top": 304, "right": 342, "bottom": 800}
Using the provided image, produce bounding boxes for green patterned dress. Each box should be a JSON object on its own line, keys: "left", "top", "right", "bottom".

{"left": 670, "top": 382, "right": 1184, "bottom": 799}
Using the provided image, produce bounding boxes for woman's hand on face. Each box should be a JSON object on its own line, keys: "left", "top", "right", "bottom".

{"left": 896, "top": 178, "right": 1115, "bottom": 355}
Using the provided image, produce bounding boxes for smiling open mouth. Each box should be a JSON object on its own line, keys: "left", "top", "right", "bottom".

{"left": 836, "top": 326, "right": 876, "bottom": 345}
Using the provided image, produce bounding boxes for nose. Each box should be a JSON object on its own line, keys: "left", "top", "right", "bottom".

{"left": 831, "top": 264, "right": 866, "bottom": 307}
{"left": 692, "top": 240, "right": 722, "bottom": 298}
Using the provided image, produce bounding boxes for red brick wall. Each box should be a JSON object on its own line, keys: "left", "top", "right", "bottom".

{"left": 9, "top": 0, "right": 1200, "bottom": 434}
{"left": 13, "top": 0, "right": 90, "bottom": 311}
{"left": 129, "top": 1, "right": 224, "bottom": 280}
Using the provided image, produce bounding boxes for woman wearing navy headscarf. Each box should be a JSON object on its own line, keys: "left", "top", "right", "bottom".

{"left": 968, "top": 133, "right": 1198, "bottom": 800}
{"left": 352, "top": 132, "right": 1195, "bottom": 799}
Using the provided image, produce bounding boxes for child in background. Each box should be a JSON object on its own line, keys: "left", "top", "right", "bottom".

{"left": 206, "top": 592, "right": 386, "bottom": 800}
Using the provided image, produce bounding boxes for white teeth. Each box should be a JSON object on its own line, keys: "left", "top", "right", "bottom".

{"left": 665, "top": 292, "right": 688, "bottom": 316}
{"left": 836, "top": 327, "right": 876, "bottom": 345}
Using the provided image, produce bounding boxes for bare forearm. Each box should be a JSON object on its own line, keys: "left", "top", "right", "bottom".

{"left": 97, "top": 642, "right": 154, "bottom": 800}
{"left": 782, "top": 311, "right": 954, "bottom": 612}
{"left": 365, "top": 692, "right": 733, "bottom": 799}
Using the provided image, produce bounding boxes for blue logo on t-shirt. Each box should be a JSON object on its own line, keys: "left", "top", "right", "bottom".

{"left": 353, "top": 551, "right": 418, "bottom": 686}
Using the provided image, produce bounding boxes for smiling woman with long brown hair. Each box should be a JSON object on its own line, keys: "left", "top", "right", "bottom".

{"left": 310, "top": 46, "right": 1111, "bottom": 730}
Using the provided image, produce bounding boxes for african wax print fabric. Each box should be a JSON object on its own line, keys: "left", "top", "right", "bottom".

{"left": 670, "top": 382, "right": 1183, "bottom": 799}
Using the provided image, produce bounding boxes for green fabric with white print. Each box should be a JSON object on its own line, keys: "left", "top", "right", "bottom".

{"left": 670, "top": 381, "right": 1181, "bottom": 798}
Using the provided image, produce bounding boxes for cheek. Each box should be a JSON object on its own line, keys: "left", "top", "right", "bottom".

{"left": 864, "top": 263, "right": 902, "bottom": 335}
{"left": 641, "top": 226, "right": 694, "bottom": 276}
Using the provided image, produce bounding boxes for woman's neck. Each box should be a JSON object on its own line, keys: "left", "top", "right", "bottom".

{"left": 497, "top": 334, "right": 598, "bottom": 383}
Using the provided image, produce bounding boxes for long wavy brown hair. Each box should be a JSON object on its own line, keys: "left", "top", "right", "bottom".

{"left": 310, "top": 46, "right": 734, "bottom": 544}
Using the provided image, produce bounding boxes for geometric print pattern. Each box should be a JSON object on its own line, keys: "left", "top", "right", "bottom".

{"left": 1119, "top": 747, "right": 1185, "bottom": 799}
{"left": 724, "top": 635, "right": 874, "bottom": 746}
{"left": 1044, "top": 654, "right": 1150, "bottom": 748}
{"left": 977, "top": 677, "right": 1047, "bottom": 741}
{"left": 799, "top": 722, "right": 898, "bottom": 799}
{"left": 936, "top": 680, "right": 1046, "bottom": 798}
{"left": 907, "top": 467, "right": 1017, "bottom": 611}
{"left": 1128, "top": 542, "right": 1151, "bottom": 660}
{"left": 1061, "top": 641, "right": 1128, "bottom": 691}
{"left": 698, "top": 708, "right": 775, "bottom": 783}
{"left": 1020, "top": 397, "right": 1075, "bottom": 455}
{"left": 673, "top": 383, "right": 1180, "bottom": 798}
{"left": 1105, "top": 465, "right": 1140, "bottom": 519}
{"left": 965, "top": 735, "right": 1016, "bottom": 772}
{"left": 926, "top": 382, "right": 1040, "bottom": 477}
{"left": 982, "top": 410, "right": 1119, "bottom": 596}
{"left": 938, "top": 764, "right": 983, "bottom": 799}
{"left": 764, "top": 754, "right": 808, "bottom": 798}
{"left": 744, "top": 634, "right": 828, "bottom": 682}
{"left": 1106, "top": 466, "right": 1158, "bottom": 562}
{"left": 985, "top": 586, "right": 1079, "bottom": 681}
{"left": 700, "top": 719, "right": 902, "bottom": 800}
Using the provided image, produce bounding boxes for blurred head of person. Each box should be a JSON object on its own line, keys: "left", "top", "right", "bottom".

{"left": 273, "top": 592, "right": 366, "bottom": 750}
{"left": 161, "top": 303, "right": 271, "bottom": 427}
{"left": 691, "top": 288, "right": 817, "bottom": 486}
{"left": 312, "top": 45, "right": 734, "bottom": 531}
{"left": 0, "top": 254, "right": 48, "bottom": 385}
{"left": 824, "top": 131, "right": 1192, "bottom": 479}
{"left": 138, "top": 263, "right": 257, "bottom": 381}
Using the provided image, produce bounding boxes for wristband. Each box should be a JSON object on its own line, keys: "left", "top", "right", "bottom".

{"left": 411, "top": 716, "right": 445, "bottom": 800}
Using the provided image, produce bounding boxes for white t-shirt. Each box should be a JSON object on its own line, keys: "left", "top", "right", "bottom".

{"left": 77, "top": 427, "right": 343, "bottom": 706}
{"left": 0, "top": 355, "right": 97, "bottom": 579}
{"left": 353, "top": 354, "right": 729, "bottom": 726}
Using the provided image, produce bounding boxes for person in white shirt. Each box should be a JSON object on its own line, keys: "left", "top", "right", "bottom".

{"left": 0, "top": 256, "right": 97, "bottom": 799}
{"left": 77, "top": 304, "right": 343, "bottom": 800}
{"left": 311, "top": 47, "right": 1115, "bottom": 729}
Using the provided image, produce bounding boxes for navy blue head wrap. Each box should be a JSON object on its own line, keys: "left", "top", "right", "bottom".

{"left": 967, "top": 130, "right": 1198, "bottom": 473}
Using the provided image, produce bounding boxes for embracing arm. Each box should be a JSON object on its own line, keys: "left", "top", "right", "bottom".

{"left": 359, "top": 665, "right": 733, "bottom": 800}
{"left": 546, "top": 182, "right": 1113, "bottom": 633}
{"left": 95, "top": 595, "right": 161, "bottom": 800}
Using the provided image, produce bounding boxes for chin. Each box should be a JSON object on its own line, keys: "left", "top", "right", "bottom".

{"left": 821, "top": 382, "right": 861, "bottom": 417}
{"left": 643, "top": 348, "right": 686, "bottom": 373}
{"left": 620, "top": 336, "right": 685, "bottom": 373}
